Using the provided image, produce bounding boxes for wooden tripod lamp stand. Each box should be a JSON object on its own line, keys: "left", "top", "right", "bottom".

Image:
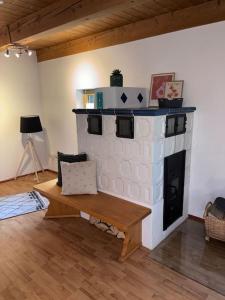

{"left": 15, "top": 115, "right": 44, "bottom": 182}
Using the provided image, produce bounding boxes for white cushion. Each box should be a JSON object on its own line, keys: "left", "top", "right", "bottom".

{"left": 61, "top": 161, "right": 97, "bottom": 195}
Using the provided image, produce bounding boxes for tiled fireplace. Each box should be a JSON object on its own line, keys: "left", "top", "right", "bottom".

{"left": 73, "top": 107, "right": 195, "bottom": 250}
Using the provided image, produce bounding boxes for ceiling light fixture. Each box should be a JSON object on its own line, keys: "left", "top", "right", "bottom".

{"left": 25, "top": 49, "right": 33, "bottom": 56}
{"left": 15, "top": 50, "right": 21, "bottom": 58}
{"left": 3, "top": 25, "right": 33, "bottom": 58}
{"left": 0, "top": 0, "right": 4, "bottom": 4}
{"left": 4, "top": 49, "right": 10, "bottom": 58}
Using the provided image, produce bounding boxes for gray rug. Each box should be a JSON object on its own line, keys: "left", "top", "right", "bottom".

{"left": 0, "top": 191, "right": 49, "bottom": 220}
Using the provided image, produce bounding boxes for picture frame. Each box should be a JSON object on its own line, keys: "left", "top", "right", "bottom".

{"left": 150, "top": 72, "right": 175, "bottom": 101}
{"left": 164, "top": 80, "right": 184, "bottom": 99}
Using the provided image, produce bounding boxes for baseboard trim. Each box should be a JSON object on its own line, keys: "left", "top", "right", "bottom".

{"left": 45, "top": 169, "right": 57, "bottom": 174}
{"left": 140, "top": 245, "right": 151, "bottom": 253}
{"left": 188, "top": 214, "right": 204, "bottom": 223}
{"left": 0, "top": 169, "right": 57, "bottom": 184}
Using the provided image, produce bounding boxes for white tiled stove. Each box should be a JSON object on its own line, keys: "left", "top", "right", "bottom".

{"left": 76, "top": 112, "right": 194, "bottom": 249}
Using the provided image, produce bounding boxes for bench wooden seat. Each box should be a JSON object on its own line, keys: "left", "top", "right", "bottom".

{"left": 34, "top": 179, "right": 151, "bottom": 261}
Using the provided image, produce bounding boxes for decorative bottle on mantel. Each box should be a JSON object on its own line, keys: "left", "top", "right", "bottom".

{"left": 110, "top": 69, "right": 123, "bottom": 87}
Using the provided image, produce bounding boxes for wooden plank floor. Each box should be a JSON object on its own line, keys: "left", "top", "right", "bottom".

{"left": 0, "top": 172, "right": 224, "bottom": 300}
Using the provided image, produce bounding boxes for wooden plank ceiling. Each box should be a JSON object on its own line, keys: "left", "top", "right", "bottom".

{"left": 19, "top": 0, "right": 210, "bottom": 49}
{"left": 0, "top": 0, "right": 223, "bottom": 61}
{"left": 0, "top": 0, "right": 56, "bottom": 27}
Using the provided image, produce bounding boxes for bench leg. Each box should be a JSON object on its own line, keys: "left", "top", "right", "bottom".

{"left": 45, "top": 198, "right": 80, "bottom": 219}
{"left": 119, "top": 222, "right": 141, "bottom": 262}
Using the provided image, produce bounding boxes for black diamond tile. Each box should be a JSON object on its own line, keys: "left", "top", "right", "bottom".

{"left": 137, "top": 93, "right": 143, "bottom": 103}
{"left": 121, "top": 93, "right": 127, "bottom": 103}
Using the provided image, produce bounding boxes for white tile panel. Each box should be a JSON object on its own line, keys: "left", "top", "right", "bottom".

{"left": 76, "top": 114, "right": 87, "bottom": 133}
{"left": 186, "top": 113, "right": 194, "bottom": 132}
{"left": 124, "top": 140, "right": 142, "bottom": 161}
{"left": 98, "top": 173, "right": 110, "bottom": 190}
{"left": 153, "top": 116, "right": 166, "bottom": 139}
{"left": 152, "top": 140, "right": 164, "bottom": 163}
{"left": 112, "top": 177, "right": 125, "bottom": 195}
{"left": 135, "top": 117, "right": 152, "bottom": 140}
{"left": 185, "top": 132, "right": 193, "bottom": 150}
{"left": 164, "top": 136, "right": 175, "bottom": 157}
{"left": 127, "top": 181, "right": 141, "bottom": 199}
{"left": 135, "top": 116, "right": 166, "bottom": 141}
{"left": 185, "top": 150, "right": 192, "bottom": 167}
{"left": 183, "top": 183, "right": 190, "bottom": 216}
{"left": 134, "top": 163, "right": 151, "bottom": 184}
{"left": 119, "top": 160, "right": 134, "bottom": 179}
{"left": 184, "top": 167, "right": 191, "bottom": 187}
{"left": 139, "top": 184, "right": 151, "bottom": 204}
{"left": 150, "top": 183, "right": 163, "bottom": 205}
{"left": 141, "top": 141, "right": 152, "bottom": 163}
{"left": 175, "top": 134, "right": 185, "bottom": 152}
{"left": 112, "top": 138, "right": 124, "bottom": 157}
{"left": 103, "top": 115, "right": 115, "bottom": 136}
{"left": 152, "top": 161, "right": 164, "bottom": 184}
{"left": 146, "top": 201, "right": 164, "bottom": 249}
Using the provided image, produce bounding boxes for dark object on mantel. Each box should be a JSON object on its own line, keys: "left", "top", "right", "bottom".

{"left": 110, "top": 69, "right": 123, "bottom": 87}
{"left": 158, "top": 98, "right": 183, "bottom": 108}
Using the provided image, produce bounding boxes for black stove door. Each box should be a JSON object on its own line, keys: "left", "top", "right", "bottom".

{"left": 163, "top": 150, "right": 186, "bottom": 230}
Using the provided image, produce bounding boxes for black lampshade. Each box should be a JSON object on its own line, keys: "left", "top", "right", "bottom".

{"left": 20, "top": 115, "right": 42, "bottom": 133}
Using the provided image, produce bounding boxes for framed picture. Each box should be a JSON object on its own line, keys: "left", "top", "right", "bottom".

{"left": 150, "top": 72, "right": 175, "bottom": 101}
{"left": 164, "top": 80, "right": 184, "bottom": 99}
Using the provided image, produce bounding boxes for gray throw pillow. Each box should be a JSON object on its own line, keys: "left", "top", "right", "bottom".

{"left": 61, "top": 161, "right": 97, "bottom": 195}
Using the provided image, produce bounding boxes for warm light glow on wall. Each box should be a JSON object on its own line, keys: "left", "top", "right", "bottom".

{"left": 73, "top": 62, "right": 99, "bottom": 89}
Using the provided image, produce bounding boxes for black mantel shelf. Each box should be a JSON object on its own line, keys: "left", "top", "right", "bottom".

{"left": 72, "top": 107, "right": 196, "bottom": 116}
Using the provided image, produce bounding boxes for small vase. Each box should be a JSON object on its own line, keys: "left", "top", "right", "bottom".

{"left": 110, "top": 74, "right": 123, "bottom": 87}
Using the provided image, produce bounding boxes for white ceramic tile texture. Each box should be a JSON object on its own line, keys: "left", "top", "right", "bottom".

{"left": 185, "top": 132, "right": 193, "bottom": 150}
{"left": 175, "top": 134, "right": 185, "bottom": 153}
{"left": 77, "top": 115, "right": 165, "bottom": 206}
{"left": 164, "top": 136, "right": 175, "bottom": 157}
{"left": 186, "top": 113, "right": 194, "bottom": 132}
{"left": 76, "top": 112, "right": 194, "bottom": 249}
{"left": 186, "top": 149, "right": 192, "bottom": 167}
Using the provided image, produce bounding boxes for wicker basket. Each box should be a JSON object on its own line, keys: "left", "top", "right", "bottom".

{"left": 204, "top": 202, "right": 225, "bottom": 242}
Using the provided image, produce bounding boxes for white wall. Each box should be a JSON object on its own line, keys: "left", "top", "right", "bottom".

{"left": 0, "top": 53, "right": 48, "bottom": 181}
{"left": 38, "top": 21, "right": 225, "bottom": 218}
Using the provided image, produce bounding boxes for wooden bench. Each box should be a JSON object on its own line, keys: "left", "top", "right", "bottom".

{"left": 34, "top": 179, "right": 151, "bottom": 261}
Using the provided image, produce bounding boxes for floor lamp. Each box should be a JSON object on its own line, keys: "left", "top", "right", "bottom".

{"left": 15, "top": 115, "right": 44, "bottom": 182}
